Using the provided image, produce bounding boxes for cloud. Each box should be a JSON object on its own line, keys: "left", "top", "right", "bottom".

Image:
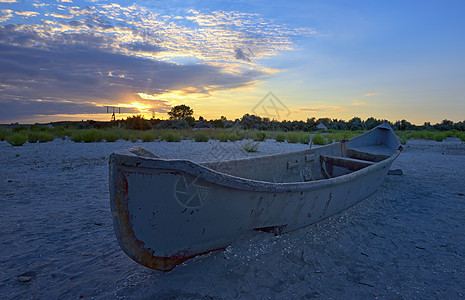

{"left": 15, "top": 11, "right": 40, "bottom": 18}
{"left": 0, "top": 9, "right": 13, "bottom": 23}
{"left": 0, "top": 2, "right": 312, "bottom": 121}
{"left": 234, "top": 48, "right": 252, "bottom": 62}
{"left": 48, "top": 12, "right": 74, "bottom": 19}
{"left": 0, "top": 31, "right": 265, "bottom": 119}
{"left": 351, "top": 99, "right": 367, "bottom": 106}
{"left": 364, "top": 92, "right": 377, "bottom": 96}
{"left": 0, "top": 0, "right": 17, "bottom": 3}
{"left": 298, "top": 106, "right": 343, "bottom": 112}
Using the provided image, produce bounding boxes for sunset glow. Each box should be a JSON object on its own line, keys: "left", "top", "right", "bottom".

{"left": 0, "top": 1, "right": 464, "bottom": 124}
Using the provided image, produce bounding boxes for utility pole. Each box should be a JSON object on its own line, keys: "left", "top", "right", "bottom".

{"left": 106, "top": 106, "right": 122, "bottom": 122}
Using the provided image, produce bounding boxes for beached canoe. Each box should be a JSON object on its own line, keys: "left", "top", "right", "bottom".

{"left": 109, "top": 123, "right": 402, "bottom": 271}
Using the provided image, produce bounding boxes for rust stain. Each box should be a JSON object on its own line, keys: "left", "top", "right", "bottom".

{"left": 113, "top": 170, "right": 222, "bottom": 271}
{"left": 322, "top": 192, "right": 332, "bottom": 216}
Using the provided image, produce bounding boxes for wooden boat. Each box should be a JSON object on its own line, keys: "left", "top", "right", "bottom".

{"left": 109, "top": 123, "right": 402, "bottom": 271}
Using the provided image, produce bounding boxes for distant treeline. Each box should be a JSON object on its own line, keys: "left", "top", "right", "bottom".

{"left": 39, "top": 115, "right": 465, "bottom": 132}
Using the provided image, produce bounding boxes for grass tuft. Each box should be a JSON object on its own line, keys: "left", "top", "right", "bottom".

{"left": 71, "top": 129, "right": 104, "bottom": 143}
{"left": 193, "top": 132, "right": 210, "bottom": 142}
{"left": 254, "top": 131, "right": 267, "bottom": 141}
{"left": 141, "top": 131, "right": 155, "bottom": 142}
{"left": 312, "top": 134, "right": 328, "bottom": 145}
{"left": 287, "top": 132, "right": 300, "bottom": 143}
{"left": 242, "top": 140, "right": 259, "bottom": 152}
{"left": 7, "top": 133, "right": 27, "bottom": 146}
{"left": 275, "top": 133, "right": 286, "bottom": 143}
{"left": 0, "top": 127, "right": 10, "bottom": 141}
{"left": 228, "top": 133, "right": 240, "bottom": 142}
{"left": 162, "top": 131, "right": 181, "bottom": 142}
{"left": 104, "top": 131, "right": 120, "bottom": 142}
{"left": 217, "top": 133, "right": 229, "bottom": 142}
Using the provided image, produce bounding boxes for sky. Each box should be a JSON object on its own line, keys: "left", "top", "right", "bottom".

{"left": 0, "top": 0, "right": 464, "bottom": 124}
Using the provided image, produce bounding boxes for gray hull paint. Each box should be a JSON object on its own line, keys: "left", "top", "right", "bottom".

{"left": 109, "top": 124, "right": 401, "bottom": 271}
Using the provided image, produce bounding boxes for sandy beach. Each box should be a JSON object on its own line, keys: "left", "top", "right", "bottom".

{"left": 1, "top": 138, "right": 464, "bottom": 299}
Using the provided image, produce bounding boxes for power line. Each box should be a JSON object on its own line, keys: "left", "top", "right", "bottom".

{"left": 106, "top": 106, "right": 122, "bottom": 121}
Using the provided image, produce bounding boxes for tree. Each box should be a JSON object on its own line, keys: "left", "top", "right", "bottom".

{"left": 365, "top": 117, "right": 382, "bottom": 130}
{"left": 167, "top": 105, "right": 193, "bottom": 120}
{"left": 348, "top": 117, "right": 365, "bottom": 131}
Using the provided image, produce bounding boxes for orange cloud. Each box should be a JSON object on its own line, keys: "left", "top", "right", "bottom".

{"left": 298, "top": 105, "right": 343, "bottom": 112}
{"left": 351, "top": 99, "right": 367, "bottom": 106}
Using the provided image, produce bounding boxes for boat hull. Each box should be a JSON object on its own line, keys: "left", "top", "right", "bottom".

{"left": 109, "top": 125, "right": 401, "bottom": 271}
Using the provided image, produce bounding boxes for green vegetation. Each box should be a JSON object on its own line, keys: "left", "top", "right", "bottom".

{"left": 103, "top": 130, "right": 120, "bottom": 142}
{"left": 242, "top": 140, "right": 259, "bottom": 152}
{"left": 312, "top": 134, "right": 328, "bottom": 145}
{"left": 70, "top": 129, "right": 104, "bottom": 143}
{"left": 254, "top": 131, "right": 267, "bottom": 141}
{"left": 228, "top": 133, "right": 240, "bottom": 142}
{"left": 274, "top": 133, "right": 286, "bottom": 143}
{"left": 7, "top": 133, "right": 28, "bottom": 146}
{"left": 193, "top": 132, "right": 210, "bottom": 142}
{"left": 2, "top": 112, "right": 465, "bottom": 147}
{"left": 161, "top": 131, "right": 181, "bottom": 142}
{"left": 287, "top": 132, "right": 311, "bottom": 144}
{"left": 217, "top": 133, "right": 229, "bottom": 142}
{"left": 27, "top": 131, "right": 54, "bottom": 143}
{"left": 141, "top": 131, "right": 155, "bottom": 142}
{"left": 0, "top": 127, "right": 9, "bottom": 141}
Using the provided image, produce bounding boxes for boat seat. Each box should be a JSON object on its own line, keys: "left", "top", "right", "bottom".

{"left": 346, "top": 146, "right": 392, "bottom": 162}
{"left": 320, "top": 155, "right": 375, "bottom": 174}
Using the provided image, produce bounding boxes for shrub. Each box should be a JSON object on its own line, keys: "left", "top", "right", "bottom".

{"left": 120, "top": 130, "right": 133, "bottom": 141}
{"left": 104, "top": 131, "right": 120, "bottom": 142}
{"left": 12, "top": 126, "right": 28, "bottom": 133}
{"left": 7, "top": 133, "right": 27, "bottom": 146}
{"left": 27, "top": 132, "right": 40, "bottom": 143}
{"left": 287, "top": 132, "right": 300, "bottom": 143}
{"left": 162, "top": 131, "right": 181, "bottom": 142}
{"left": 0, "top": 128, "right": 10, "bottom": 141}
{"left": 326, "top": 131, "right": 357, "bottom": 142}
{"left": 459, "top": 132, "right": 465, "bottom": 142}
{"left": 254, "top": 131, "right": 267, "bottom": 141}
{"left": 217, "top": 133, "right": 229, "bottom": 142}
{"left": 37, "top": 132, "right": 54, "bottom": 143}
{"left": 242, "top": 140, "right": 259, "bottom": 152}
{"left": 52, "top": 126, "right": 69, "bottom": 140}
{"left": 130, "top": 135, "right": 139, "bottom": 142}
{"left": 299, "top": 133, "right": 311, "bottom": 144}
{"left": 125, "top": 115, "right": 152, "bottom": 130}
{"left": 411, "top": 131, "right": 428, "bottom": 140}
{"left": 194, "top": 132, "right": 209, "bottom": 142}
{"left": 27, "top": 131, "right": 54, "bottom": 143}
{"left": 71, "top": 129, "right": 104, "bottom": 143}
{"left": 312, "top": 134, "right": 328, "bottom": 145}
{"left": 275, "top": 133, "right": 286, "bottom": 142}
{"left": 156, "top": 119, "right": 190, "bottom": 130}
{"left": 433, "top": 132, "right": 447, "bottom": 142}
{"left": 141, "top": 131, "right": 155, "bottom": 142}
{"left": 228, "top": 133, "right": 240, "bottom": 142}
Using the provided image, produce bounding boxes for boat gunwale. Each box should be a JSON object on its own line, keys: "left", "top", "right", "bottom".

{"left": 110, "top": 147, "right": 401, "bottom": 194}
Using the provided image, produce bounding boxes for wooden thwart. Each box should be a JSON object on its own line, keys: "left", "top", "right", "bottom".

{"left": 347, "top": 148, "right": 390, "bottom": 162}
{"left": 321, "top": 155, "right": 375, "bottom": 171}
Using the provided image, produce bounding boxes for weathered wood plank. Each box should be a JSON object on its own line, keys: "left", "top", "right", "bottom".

{"left": 321, "top": 155, "right": 375, "bottom": 171}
